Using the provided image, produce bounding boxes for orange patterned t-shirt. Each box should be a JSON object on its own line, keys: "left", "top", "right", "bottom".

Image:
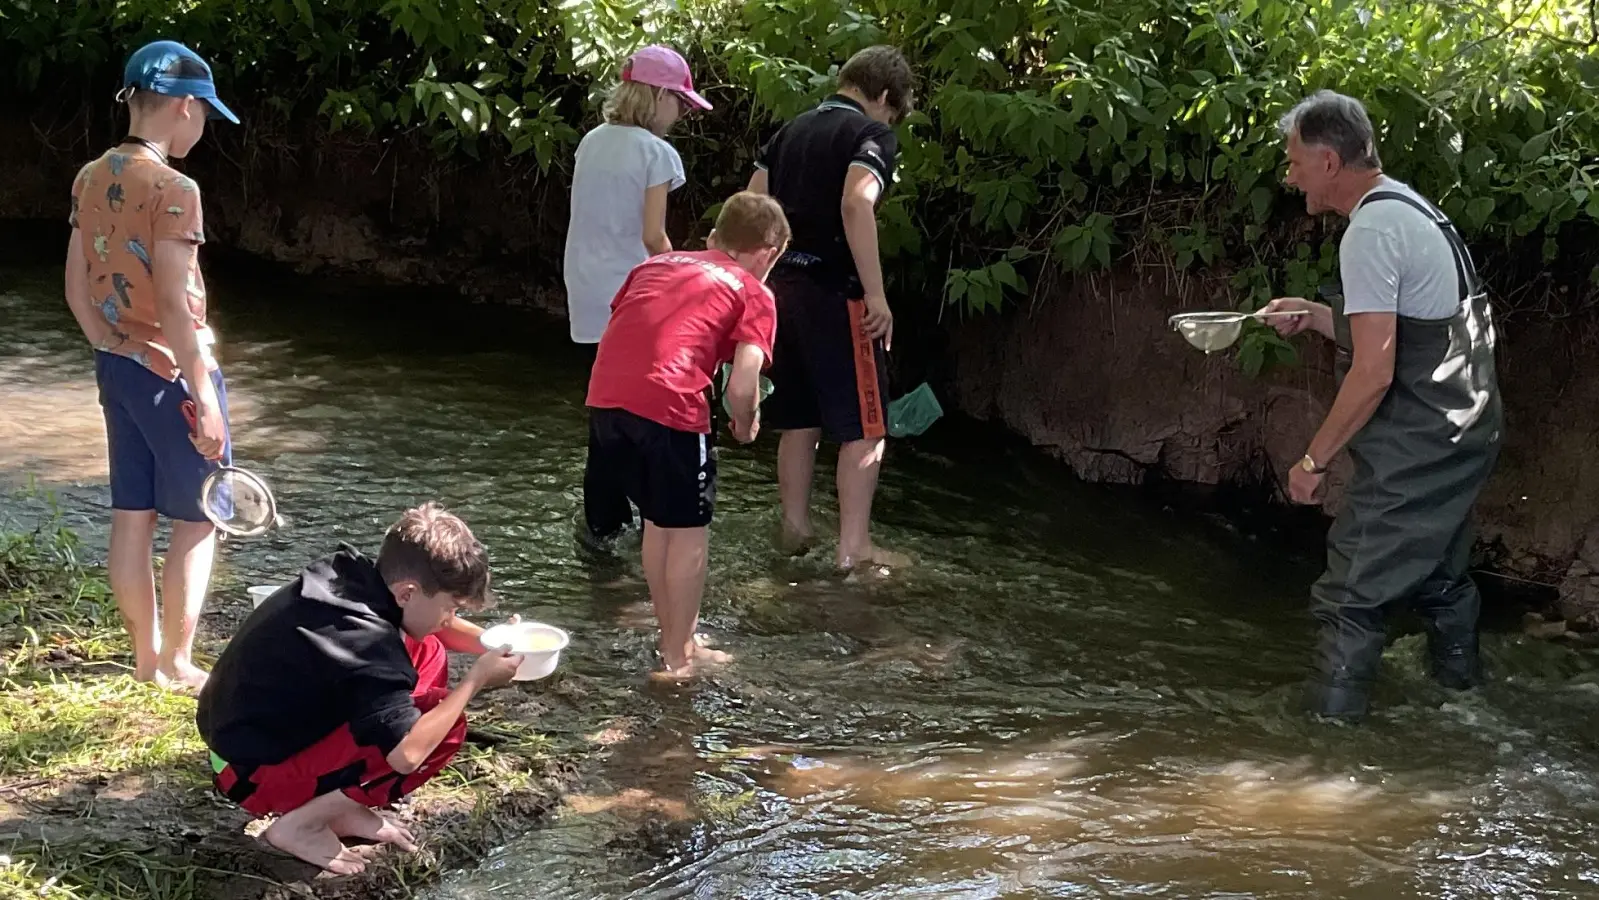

{"left": 69, "top": 149, "right": 216, "bottom": 382}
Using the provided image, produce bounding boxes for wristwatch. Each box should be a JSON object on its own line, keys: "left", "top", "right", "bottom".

{"left": 1298, "top": 453, "right": 1327, "bottom": 475}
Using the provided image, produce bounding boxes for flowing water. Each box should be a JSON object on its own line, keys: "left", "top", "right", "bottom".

{"left": 5, "top": 248, "right": 1599, "bottom": 899}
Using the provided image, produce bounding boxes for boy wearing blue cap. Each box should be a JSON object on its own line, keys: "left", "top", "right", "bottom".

{"left": 64, "top": 40, "right": 239, "bottom": 691}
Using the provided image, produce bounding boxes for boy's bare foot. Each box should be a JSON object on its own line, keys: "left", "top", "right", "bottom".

{"left": 329, "top": 805, "right": 418, "bottom": 852}
{"left": 776, "top": 519, "right": 814, "bottom": 555}
{"left": 132, "top": 663, "right": 170, "bottom": 688}
{"left": 648, "top": 660, "right": 697, "bottom": 683}
{"left": 261, "top": 811, "right": 368, "bottom": 876}
{"left": 687, "top": 634, "right": 731, "bottom": 666}
{"left": 836, "top": 545, "right": 912, "bottom": 571}
{"left": 157, "top": 658, "right": 210, "bottom": 692}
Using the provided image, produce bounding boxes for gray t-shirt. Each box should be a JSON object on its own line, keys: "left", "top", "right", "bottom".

{"left": 563, "top": 124, "right": 685, "bottom": 344}
{"left": 1339, "top": 176, "right": 1462, "bottom": 320}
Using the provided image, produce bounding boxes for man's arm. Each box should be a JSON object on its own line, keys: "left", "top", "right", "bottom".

{"left": 1304, "top": 222, "right": 1402, "bottom": 466}
{"left": 1304, "top": 313, "right": 1396, "bottom": 466}
{"left": 642, "top": 182, "right": 672, "bottom": 256}
{"left": 63, "top": 231, "right": 114, "bottom": 348}
{"left": 746, "top": 168, "right": 769, "bottom": 194}
{"left": 724, "top": 341, "right": 765, "bottom": 443}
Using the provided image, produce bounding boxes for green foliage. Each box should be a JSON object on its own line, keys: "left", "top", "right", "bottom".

{"left": 1, "top": 511, "right": 120, "bottom": 678}
{"left": 4, "top": 0, "right": 1596, "bottom": 376}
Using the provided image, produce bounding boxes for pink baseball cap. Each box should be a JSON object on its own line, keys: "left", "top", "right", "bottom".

{"left": 621, "top": 45, "right": 712, "bottom": 111}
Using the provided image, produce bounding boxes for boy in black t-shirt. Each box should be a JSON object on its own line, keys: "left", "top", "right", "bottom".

{"left": 196, "top": 503, "right": 521, "bottom": 875}
{"left": 747, "top": 45, "right": 916, "bottom": 571}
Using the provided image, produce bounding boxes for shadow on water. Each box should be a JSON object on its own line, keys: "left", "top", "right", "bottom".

{"left": 4, "top": 224, "right": 1599, "bottom": 898}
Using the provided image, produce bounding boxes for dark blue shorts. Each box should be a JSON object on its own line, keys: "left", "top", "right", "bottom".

{"left": 95, "top": 351, "right": 232, "bottom": 523}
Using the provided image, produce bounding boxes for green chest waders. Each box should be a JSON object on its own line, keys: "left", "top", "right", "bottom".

{"left": 1307, "top": 191, "right": 1504, "bottom": 720}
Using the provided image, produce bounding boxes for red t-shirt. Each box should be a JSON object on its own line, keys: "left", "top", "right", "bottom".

{"left": 586, "top": 250, "right": 777, "bottom": 434}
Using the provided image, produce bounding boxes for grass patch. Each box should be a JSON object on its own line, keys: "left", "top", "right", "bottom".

{"left": 0, "top": 676, "right": 203, "bottom": 781}
{"left": 0, "top": 848, "right": 272, "bottom": 900}
{"left": 0, "top": 512, "right": 127, "bottom": 679}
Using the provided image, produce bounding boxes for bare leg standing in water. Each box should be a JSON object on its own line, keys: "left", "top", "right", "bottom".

{"left": 835, "top": 437, "right": 889, "bottom": 569}
{"left": 745, "top": 47, "right": 917, "bottom": 571}
{"left": 580, "top": 194, "right": 786, "bottom": 677}
{"left": 643, "top": 523, "right": 726, "bottom": 673}
{"left": 777, "top": 428, "right": 820, "bottom": 549}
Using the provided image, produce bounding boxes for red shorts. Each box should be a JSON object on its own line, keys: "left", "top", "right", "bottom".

{"left": 211, "top": 634, "right": 466, "bottom": 817}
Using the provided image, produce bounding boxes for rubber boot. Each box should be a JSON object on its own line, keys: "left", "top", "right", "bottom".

{"left": 1415, "top": 577, "right": 1483, "bottom": 691}
{"left": 1305, "top": 611, "right": 1388, "bottom": 722}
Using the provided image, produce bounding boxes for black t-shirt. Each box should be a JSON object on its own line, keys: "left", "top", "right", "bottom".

{"left": 756, "top": 95, "right": 898, "bottom": 287}
{"left": 196, "top": 544, "right": 424, "bottom": 768}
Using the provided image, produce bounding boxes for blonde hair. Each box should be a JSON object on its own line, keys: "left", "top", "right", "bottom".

{"left": 603, "top": 81, "right": 662, "bottom": 129}
{"left": 713, "top": 192, "right": 791, "bottom": 252}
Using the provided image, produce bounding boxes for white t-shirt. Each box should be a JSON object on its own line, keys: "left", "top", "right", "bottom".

{"left": 1339, "top": 176, "right": 1463, "bottom": 320}
{"left": 563, "top": 123, "right": 686, "bottom": 344}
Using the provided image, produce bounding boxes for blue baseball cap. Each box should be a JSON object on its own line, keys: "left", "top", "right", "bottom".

{"left": 121, "top": 40, "right": 239, "bottom": 125}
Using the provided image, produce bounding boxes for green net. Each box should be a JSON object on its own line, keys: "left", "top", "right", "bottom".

{"left": 719, "top": 363, "right": 775, "bottom": 418}
{"left": 887, "top": 382, "right": 944, "bottom": 438}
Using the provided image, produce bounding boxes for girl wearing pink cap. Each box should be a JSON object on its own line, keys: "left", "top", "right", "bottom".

{"left": 563, "top": 45, "right": 714, "bottom": 348}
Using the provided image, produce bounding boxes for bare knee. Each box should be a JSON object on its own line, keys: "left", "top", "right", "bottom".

{"left": 840, "top": 438, "right": 885, "bottom": 468}
{"left": 168, "top": 519, "right": 218, "bottom": 551}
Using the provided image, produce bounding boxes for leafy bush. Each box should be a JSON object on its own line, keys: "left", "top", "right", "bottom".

{"left": 3, "top": 0, "right": 1595, "bottom": 373}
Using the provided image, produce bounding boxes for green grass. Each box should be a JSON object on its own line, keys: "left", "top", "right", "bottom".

{"left": 0, "top": 516, "right": 127, "bottom": 679}
{"left": 0, "top": 675, "right": 203, "bottom": 781}
{"left": 0, "top": 847, "right": 281, "bottom": 900}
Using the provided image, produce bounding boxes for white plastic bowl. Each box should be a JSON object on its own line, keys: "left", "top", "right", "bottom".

{"left": 247, "top": 585, "right": 279, "bottom": 608}
{"left": 479, "top": 622, "right": 570, "bottom": 681}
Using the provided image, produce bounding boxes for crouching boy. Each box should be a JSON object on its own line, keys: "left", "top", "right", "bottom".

{"left": 583, "top": 191, "right": 789, "bottom": 676}
{"left": 196, "top": 503, "right": 521, "bottom": 874}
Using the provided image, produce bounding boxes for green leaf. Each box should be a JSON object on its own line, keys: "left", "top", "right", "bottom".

{"left": 992, "top": 260, "right": 1024, "bottom": 291}
{"left": 1204, "top": 96, "right": 1230, "bottom": 132}
{"left": 1251, "top": 186, "right": 1273, "bottom": 223}
{"left": 1238, "top": 336, "right": 1265, "bottom": 377}
{"left": 1527, "top": 185, "right": 1554, "bottom": 214}
{"left": 1092, "top": 238, "right": 1111, "bottom": 269}
{"left": 1069, "top": 235, "right": 1092, "bottom": 269}
{"left": 1004, "top": 200, "right": 1024, "bottom": 232}
{"left": 1466, "top": 196, "right": 1495, "bottom": 227}
{"left": 292, "top": 0, "right": 314, "bottom": 27}
{"left": 1108, "top": 108, "right": 1128, "bottom": 145}
{"left": 1520, "top": 130, "right": 1553, "bottom": 162}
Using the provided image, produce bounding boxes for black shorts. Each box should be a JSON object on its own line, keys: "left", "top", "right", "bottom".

{"left": 762, "top": 267, "right": 889, "bottom": 444}
{"left": 585, "top": 408, "right": 717, "bottom": 530}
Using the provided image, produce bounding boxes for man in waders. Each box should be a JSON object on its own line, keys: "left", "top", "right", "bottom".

{"left": 1263, "top": 90, "right": 1503, "bottom": 720}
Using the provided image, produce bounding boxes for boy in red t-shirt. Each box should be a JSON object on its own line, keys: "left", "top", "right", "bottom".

{"left": 584, "top": 191, "right": 790, "bottom": 676}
